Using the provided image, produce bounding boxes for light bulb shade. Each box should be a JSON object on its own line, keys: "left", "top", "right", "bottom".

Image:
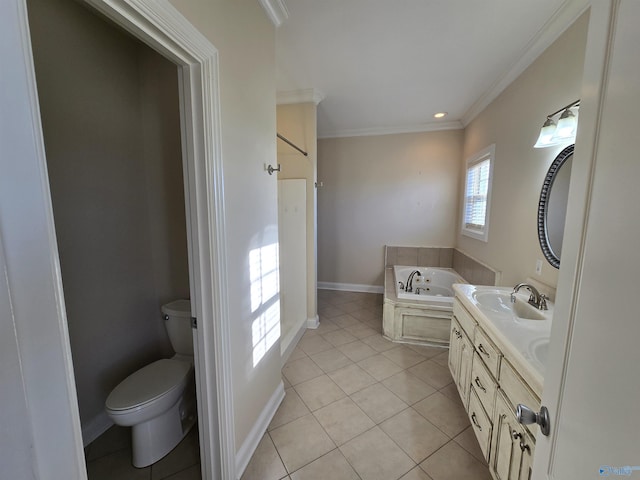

{"left": 534, "top": 118, "right": 558, "bottom": 148}
{"left": 551, "top": 108, "right": 577, "bottom": 141}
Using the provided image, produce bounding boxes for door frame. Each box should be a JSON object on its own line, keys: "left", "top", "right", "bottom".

{"left": 7, "top": 0, "right": 236, "bottom": 478}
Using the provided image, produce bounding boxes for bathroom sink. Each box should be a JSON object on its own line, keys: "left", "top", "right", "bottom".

{"left": 528, "top": 338, "right": 549, "bottom": 367}
{"left": 472, "top": 290, "right": 547, "bottom": 321}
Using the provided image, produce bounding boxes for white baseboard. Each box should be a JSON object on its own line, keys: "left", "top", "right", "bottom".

{"left": 82, "top": 411, "right": 113, "bottom": 447}
{"left": 318, "top": 282, "right": 384, "bottom": 294}
{"left": 306, "top": 314, "right": 319, "bottom": 329}
{"left": 281, "top": 316, "right": 307, "bottom": 366}
{"left": 235, "top": 381, "right": 285, "bottom": 479}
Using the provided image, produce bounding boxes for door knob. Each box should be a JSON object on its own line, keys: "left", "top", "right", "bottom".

{"left": 516, "top": 404, "right": 551, "bottom": 436}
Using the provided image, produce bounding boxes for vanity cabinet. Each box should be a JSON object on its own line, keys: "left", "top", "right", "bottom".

{"left": 492, "top": 391, "right": 535, "bottom": 480}
{"left": 448, "top": 316, "right": 473, "bottom": 409}
{"left": 450, "top": 297, "right": 541, "bottom": 479}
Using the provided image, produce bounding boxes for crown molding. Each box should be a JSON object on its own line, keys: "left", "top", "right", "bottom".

{"left": 318, "top": 120, "right": 464, "bottom": 139}
{"left": 258, "top": 0, "right": 289, "bottom": 27}
{"left": 461, "top": 0, "right": 590, "bottom": 127}
{"left": 277, "top": 88, "right": 325, "bottom": 105}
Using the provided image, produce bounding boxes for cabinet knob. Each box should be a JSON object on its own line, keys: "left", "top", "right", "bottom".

{"left": 511, "top": 429, "right": 522, "bottom": 441}
{"left": 516, "top": 404, "right": 551, "bottom": 436}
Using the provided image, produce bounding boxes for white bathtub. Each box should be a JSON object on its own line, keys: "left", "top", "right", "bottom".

{"left": 383, "top": 266, "right": 466, "bottom": 347}
{"left": 393, "top": 266, "right": 465, "bottom": 303}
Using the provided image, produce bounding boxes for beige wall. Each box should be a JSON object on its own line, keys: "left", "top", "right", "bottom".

{"left": 459, "top": 12, "right": 590, "bottom": 287}
{"left": 277, "top": 103, "right": 318, "bottom": 322}
{"left": 318, "top": 130, "right": 464, "bottom": 287}
{"left": 28, "top": 0, "right": 188, "bottom": 436}
{"left": 168, "top": 0, "right": 281, "bottom": 452}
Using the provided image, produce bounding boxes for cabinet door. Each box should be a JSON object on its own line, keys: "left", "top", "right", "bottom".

{"left": 492, "top": 391, "right": 524, "bottom": 480}
{"left": 457, "top": 332, "right": 473, "bottom": 408}
{"left": 448, "top": 317, "right": 462, "bottom": 380}
{"left": 518, "top": 431, "right": 535, "bottom": 480}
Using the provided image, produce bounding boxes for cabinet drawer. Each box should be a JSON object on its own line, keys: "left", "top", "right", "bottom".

{"left": 474, "top": 328, "right": 501, "bottom": 378}
{"left": 471, "top": 352, "right": 497, "bottom": 419}
{"left": 468, "top": 387, "right": 492, "bottom": 461}
{"left": 453, "top": 299, "right": 476, "bottom": 339}
{"left": 500, "top": 359, "right": 541, "bottom": 435}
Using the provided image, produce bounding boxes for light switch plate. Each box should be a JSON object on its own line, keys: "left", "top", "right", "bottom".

{"left": 535, "top": 259, "right": 543, "bottom": 275}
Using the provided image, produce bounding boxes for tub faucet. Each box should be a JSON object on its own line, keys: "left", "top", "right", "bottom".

{"left": 511, "top": 283, "right": 548, "bottom": 310}
{"left": 406, "top": 270, "right": 421, "bottom": 292}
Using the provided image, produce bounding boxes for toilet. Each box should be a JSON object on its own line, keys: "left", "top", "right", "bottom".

{"left": 105, "top": 300, "right": 196, "bottom": 467}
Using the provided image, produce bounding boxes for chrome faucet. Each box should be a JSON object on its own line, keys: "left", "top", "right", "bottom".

{"left": 511, "top": 283, "right": 548, "bottom": 310}
{"left": 406, "top": 270, "right": 421, "bottom": 292}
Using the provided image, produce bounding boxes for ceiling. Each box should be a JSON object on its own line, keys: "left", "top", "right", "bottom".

{"left": 275, "top": 0, "right": 587, "bottom": 138}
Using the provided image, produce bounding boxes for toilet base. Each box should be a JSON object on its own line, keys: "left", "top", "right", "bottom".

{"left": 131, "top": 393, "right": 196, "bottom": 468}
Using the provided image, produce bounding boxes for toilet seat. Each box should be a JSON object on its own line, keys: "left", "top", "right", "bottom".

{"left": 106, "top": 358, "right": 192, "bottom": 412}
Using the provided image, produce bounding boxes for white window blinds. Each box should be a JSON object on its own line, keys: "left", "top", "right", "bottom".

{"left": 462, "top": 145, "right": 494, "bottom": 242}
{"left": 464, "top": 159, "right": 490, "bottom": 230}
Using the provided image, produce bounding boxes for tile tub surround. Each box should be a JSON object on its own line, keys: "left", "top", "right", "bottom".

{"left": 385, "top": 246, "right": 500, "bottom": 286}
{"left": 382, "top": 268, "right": 462, "bottom": 347}
{"left": 241, "top": 290, "right": 491, "bottom": 480}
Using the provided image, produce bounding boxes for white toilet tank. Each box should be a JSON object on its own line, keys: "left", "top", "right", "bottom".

{"left": 161, "top": 300, "right": 193, "bottom": 356}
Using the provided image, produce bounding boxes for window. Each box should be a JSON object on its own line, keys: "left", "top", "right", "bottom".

{"left": 462, "top": 144, "right": 494, "bottom": 242}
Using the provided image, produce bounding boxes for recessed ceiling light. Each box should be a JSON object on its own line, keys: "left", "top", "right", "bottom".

{"left": 434, "top": 112, "right": 447, "bottom": 119}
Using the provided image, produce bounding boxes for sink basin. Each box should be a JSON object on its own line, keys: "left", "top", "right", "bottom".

{"left": 472, "top": 290, "right": 546, "bottom": 321}
{"left": 528, "top": 338, "right": 549, "bottom": 367}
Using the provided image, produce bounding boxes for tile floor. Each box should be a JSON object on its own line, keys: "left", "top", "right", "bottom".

{"left": 86, "top": 290, "right": 491, "bottom": 480}
{"left": 242, "top": 290, "right": 492, "bottom": 480}
{"left": 85, "top": 424, "right": 201, "bottom": 479}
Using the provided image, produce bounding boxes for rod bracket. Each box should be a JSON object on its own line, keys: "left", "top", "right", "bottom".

{"left": 267, "top": 164, "right": 281, "bottom": 175}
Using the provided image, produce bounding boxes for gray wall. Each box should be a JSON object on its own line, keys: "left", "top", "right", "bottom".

{"left": 318, "top": 129, "right": 464, "bottom": 287}
{"left": 29, "top": 0, "right": 189, "bottom": 436}
{"left": 458, "top": 12, "right": 589, "bottom": 287}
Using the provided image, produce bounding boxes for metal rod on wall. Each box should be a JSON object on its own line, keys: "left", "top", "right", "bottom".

{"left": 277, "top": 133, "right": 308, "bottom": 157}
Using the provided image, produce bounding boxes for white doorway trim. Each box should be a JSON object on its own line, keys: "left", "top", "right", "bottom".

{"left": 5, "top": 0, "right": 235, "bottom": 478}
{"left": 69, "top": 0, "right": 236, "bottom": 477}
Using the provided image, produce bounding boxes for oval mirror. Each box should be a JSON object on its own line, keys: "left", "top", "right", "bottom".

{"left": 538, "top": 144, "right": 573, "bottom": 269}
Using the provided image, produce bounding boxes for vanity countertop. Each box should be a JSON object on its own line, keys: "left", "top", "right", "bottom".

{"left": 453, "top": 284, "right": 552, "bottom": 396}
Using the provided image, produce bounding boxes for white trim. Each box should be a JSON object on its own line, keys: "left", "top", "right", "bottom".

{"left": 281, "top": 321, "right": 307, "bottom": 366}
{"left": 318, "top": 120, "right": 463, "bottom": 139}
{"left": 461, "top": 0, "right": 590, "bottom": 126}
{"left": 280, "top": 315, "right": 307, "bottom": 363}
{"left": 11, "top": 0, "right": 236, "bottom": 477}
{"left": 81, "top": 413, "right": 113, "bottom": 448}
{"left": 461, "top": 144, "right": 495, "bottom": 243}
{"left": 318, "top": 282, "right": 384, "bottom": 294}
{"left": 277, "top": 88, "right": 325, "bottom": 106}
{"left": 258, "top": 0, "right": 289, "bottom": 28}
{"left": 306, "top": 314, "right": 320, "bottom": 329}
{"left": 1, "top": 1, "right": 87, "bottom": 477}
{"left": 235, "top": 382, "right": 285, "bottom": 479}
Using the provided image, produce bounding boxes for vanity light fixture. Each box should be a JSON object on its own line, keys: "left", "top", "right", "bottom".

{"left": 434, "top": 112, "right": 447, "bottom": 119}
{"left": 533, "top": 100, "right": 579, "bottom": 148}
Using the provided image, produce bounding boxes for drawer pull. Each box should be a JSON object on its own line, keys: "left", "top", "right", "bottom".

{"left": 478, "top": 344, "right": 490, "bottom": 357}
{"left": 474, "top": 376, "right": 487, "bottom": 393}
{"left": 471, "top": 412, "right": 482, "bottom": 431}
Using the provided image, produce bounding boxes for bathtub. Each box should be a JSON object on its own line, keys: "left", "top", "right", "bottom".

{"left": 383, "top": 266, "right": 466, "bottom": 347}
{"left": 393, "top": 266, "right": 464, "bottom": 303}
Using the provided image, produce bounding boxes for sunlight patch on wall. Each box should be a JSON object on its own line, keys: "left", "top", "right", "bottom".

{"left": 250, "top": 243, "right": 280, "bottom": 367}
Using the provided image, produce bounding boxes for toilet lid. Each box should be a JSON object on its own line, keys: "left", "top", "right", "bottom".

{"left": 106, "top": 359, "right": 192, "bottom": 411}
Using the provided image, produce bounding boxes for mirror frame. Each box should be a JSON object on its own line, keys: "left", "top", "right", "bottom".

{"left": 538, "top": 144, "right": 574, "bottom": 269}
